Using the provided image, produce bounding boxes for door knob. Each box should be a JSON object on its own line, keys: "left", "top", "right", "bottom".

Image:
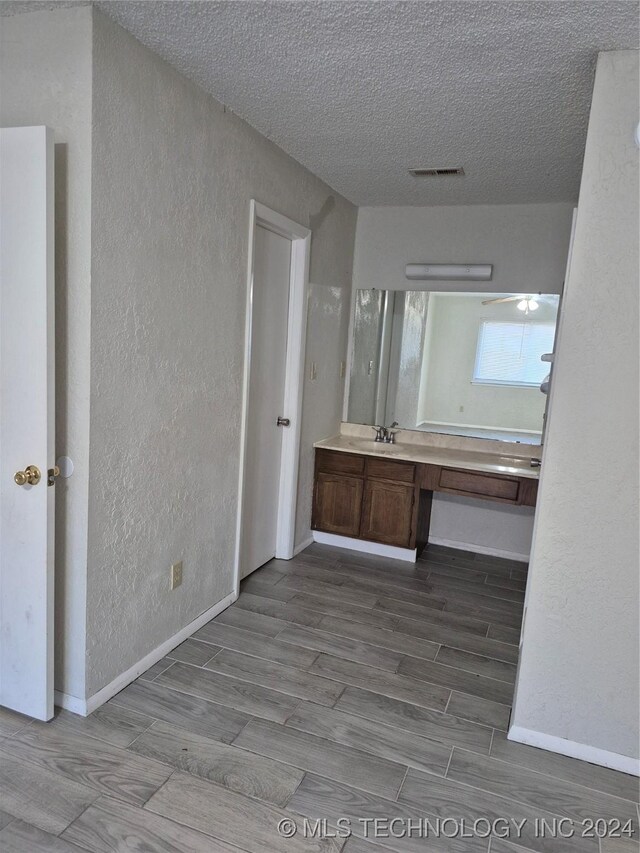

{"left": 14, "top": 465, "right": 41, "bottom": 486}
{"left": 277, "top": 417, "right": 291, "bottom": 427}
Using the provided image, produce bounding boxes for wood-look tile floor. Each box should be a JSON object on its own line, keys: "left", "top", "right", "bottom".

{"left": 1, "top": 543, "right": 638, "bottom": 852}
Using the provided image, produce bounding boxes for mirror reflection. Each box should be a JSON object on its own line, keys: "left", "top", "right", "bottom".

{"left": 347, "top": 290, "right": 560, "bottom": 444}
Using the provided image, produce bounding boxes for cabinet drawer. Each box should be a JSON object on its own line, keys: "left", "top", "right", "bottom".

{"left": 316, "top": 449, "right": 365, "bottom": 476}
{"left": 438, "top": 468, "right": 520, "bottom": 502}
{"left": 365, "top": 457, "right": 416, "bottom": 484}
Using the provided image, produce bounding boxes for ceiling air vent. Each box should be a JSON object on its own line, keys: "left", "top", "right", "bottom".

{"left": 409, "top": 166, "right": 465, "bottom": 177}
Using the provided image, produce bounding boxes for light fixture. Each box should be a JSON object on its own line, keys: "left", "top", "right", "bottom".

{"left": 517, "top": 297, "right": 539, "bottom": 313}
{"left": 405, "top": 264, "right": 493, "bottom": 281}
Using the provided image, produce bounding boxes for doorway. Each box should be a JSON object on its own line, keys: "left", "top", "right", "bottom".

{"left": 235, "top": 202, "right": 311, "bottom": 587}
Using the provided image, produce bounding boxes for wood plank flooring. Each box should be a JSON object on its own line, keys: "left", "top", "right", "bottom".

{"left": 0, "top": 542, "right": 637, "bottom": 853}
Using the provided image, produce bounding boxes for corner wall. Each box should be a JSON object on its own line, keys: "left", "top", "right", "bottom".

{"left": 86, "top": 11, "right": 356, "bottom": 695}
{"left": 511, "top": 50, "right": 639, "bottom": 772}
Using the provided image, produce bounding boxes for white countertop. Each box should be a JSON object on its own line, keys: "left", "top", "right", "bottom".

{"left": 314, "top": 434, "right": 540, "bottom": 479}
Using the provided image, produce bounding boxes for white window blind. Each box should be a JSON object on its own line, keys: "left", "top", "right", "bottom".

{"left": 473, "top": 321, "right": 555, "bottom": 387}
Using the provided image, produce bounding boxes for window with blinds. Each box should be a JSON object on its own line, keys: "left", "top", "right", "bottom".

{"left": 472, "top": 320, "right": 555, "bottom": 387}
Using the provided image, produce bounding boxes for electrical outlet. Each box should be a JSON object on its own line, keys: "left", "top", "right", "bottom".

{"left": 170, "top": 561, "right": 183, "bottom": 590}
{"left": 340, "top": 360, "right": 346, "bottom": 379}
{"left": 309, "top": 362, "right": 317, "bottom": 381}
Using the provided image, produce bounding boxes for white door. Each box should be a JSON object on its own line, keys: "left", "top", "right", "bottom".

{"left": 0, "top": 126, "right": 55, "bottom": 720}
{"left": 241, "top": 224, "right": 291, "bottom": 578}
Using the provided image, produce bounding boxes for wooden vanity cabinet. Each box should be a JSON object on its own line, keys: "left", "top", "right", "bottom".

{"left": 312, "top": 447, "right": 539, "bottom": 553}
{"left": 312, "top": 449, "right": 419, "bottom": 548}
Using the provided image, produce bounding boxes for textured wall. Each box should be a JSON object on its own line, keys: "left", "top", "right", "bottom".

{"left": 1, "top": 7, "right": 93, "bottom": 699}
{"left": 512, "top": 51, "right": 639, "bottom": 763}
{"left": 86, "top": 11, "right": 356, "bottom": 696}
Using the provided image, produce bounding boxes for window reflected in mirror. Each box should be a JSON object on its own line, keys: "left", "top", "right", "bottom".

{"left": 346, "top": 290, "right": 560, "bottom": 444}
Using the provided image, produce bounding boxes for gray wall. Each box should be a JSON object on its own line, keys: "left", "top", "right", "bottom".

{"left": 1, "top": 6, "right": 93, "bottom": 699}
{"left": 512, "top": 51, "right": 639, "bottom": 767}
{"left": 86, "top": 11, "right": 356, "bottom": 695}
{"left": 352, "top": 204, "right": 574, "bottom": 293}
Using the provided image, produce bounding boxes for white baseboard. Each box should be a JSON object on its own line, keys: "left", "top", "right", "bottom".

{"left": 55, "top": 591, "right": 237, "bottom": 717}
{"left": 508, "top": 725, "right": 640, "bottom": 776}
{"left": 428, "top": 536, "right": 529, "bottom": 564}
{"left": 312, "top": 531, "right": 417, "bottom": 563}
{"left": 53, "top": 690, "right": 87, "bottom": 716}
{"left": 293, "top": 535, "right": 314, "bottom": 556}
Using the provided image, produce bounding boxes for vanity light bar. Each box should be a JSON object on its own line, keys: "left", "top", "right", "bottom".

{"left": 405, "top": 264, "right": 493, "bottom": 281}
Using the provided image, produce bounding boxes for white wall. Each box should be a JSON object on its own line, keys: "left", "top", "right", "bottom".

{"left": 1, "top": 7, "right": 93, "bottom": 699}
{"left": 351, "top": 203, "right": 573, "bottom": 559}
{"left": 85, "top": 11, "right": 356, "bottom": 696}
{"left": 511, "top": 51, "right": 639, "bottom": 771}
{"left": 430, "top": 495, "right": 537, "bottom": 563}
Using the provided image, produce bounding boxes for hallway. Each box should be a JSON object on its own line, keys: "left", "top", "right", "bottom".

{"left": 0, "top": 544, "right": 637, "bottom": 852}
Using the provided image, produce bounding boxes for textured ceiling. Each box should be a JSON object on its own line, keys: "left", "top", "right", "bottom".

{"left": 5, "top": 1, "right": 638, "bottom": 205}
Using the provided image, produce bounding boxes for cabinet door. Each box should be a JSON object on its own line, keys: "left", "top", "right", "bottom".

{"left": 360, "top": 480, "right": 415, "bottom": 548}
{"left": 312, "top": 473, "right": 364, "bottom": 537}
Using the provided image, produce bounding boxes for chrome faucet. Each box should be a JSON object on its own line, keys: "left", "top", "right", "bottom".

{"left": 372, "top": 422, "right": 400, "bottom": 444}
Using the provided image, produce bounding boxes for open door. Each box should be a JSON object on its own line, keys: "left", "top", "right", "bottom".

{"left": 0, "top": 126, "right": 55, "bottom": 720}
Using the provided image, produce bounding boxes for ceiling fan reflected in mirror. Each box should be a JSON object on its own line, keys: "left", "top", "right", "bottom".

{"left": 482, "top": 294, "right": 554, "bottom": 315}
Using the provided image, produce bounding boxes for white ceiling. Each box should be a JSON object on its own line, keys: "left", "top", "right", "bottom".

{"left": 6, "top": 1, "right": 639, "bottom": 206}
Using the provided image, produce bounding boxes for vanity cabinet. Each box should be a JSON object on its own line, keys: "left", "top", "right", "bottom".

{"left": 312, "top": 447, "right": 538, "bottom": 554}
{"left": 312, "top": 449, "right": 417, "bottom": 547}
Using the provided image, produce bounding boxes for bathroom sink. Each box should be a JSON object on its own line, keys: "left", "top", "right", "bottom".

{"left": 343, "top": 437, "right": 399, "bottom": 455}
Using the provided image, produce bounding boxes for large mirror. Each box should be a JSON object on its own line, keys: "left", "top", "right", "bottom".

{"left": 346, "top": 290, "right": 560, "bottom": 444}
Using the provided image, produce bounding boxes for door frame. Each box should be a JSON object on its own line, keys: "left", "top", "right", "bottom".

{"left": 233, "top": 200, "right": 311, "bottom": 594}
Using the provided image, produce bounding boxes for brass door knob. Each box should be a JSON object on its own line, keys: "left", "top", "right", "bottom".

{"left": 14, "top": 465, "right": 41, "bottom": 486}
